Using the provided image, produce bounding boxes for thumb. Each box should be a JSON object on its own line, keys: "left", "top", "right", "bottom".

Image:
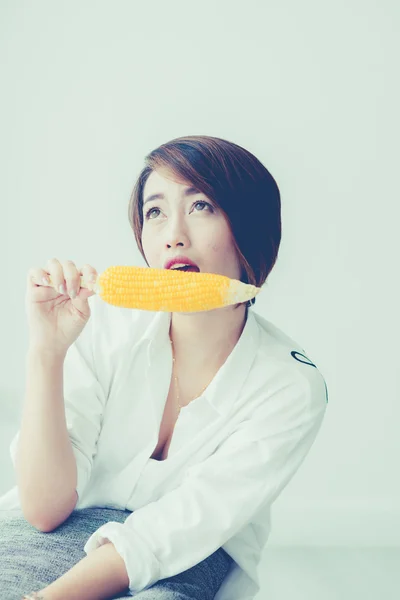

{"left": 71, "top": 287, "right": 95, "bottom": 309}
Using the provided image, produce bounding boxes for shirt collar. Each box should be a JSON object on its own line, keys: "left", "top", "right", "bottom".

{"left": 140, "top": 308, "right": 261, "bottom": 417}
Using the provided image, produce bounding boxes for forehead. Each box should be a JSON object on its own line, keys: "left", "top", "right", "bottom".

{"left": 144, "top": 169, "right": 189, "bottom": 193}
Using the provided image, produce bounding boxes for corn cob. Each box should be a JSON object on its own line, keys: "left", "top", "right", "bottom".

{"left": 47, "top": 266, "right": 261, "bottom": 312}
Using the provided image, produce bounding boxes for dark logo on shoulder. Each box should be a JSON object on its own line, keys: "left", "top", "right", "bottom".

{"left": 290, "top": 351, "right": 316, "bottom": 368}
{"left": 290, "top": 351, "right": 329, "bottom": 403}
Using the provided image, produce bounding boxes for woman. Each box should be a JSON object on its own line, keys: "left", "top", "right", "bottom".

{"left": 0, "top": 135, "right": 328, "bottom": 599}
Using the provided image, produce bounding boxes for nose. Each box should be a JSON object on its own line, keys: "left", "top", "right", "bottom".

{"left": 165, "top": 215, "right": 190, "bottom": 249}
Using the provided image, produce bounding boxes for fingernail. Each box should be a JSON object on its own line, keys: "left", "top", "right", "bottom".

{"left": 42, "top": 277, "right": 50, "bottom": 286}
{"left": 59, "top": 284, "right": 66, "bottom": 295}
{"left": 89, "top": 273, "right": 97, "bottom": 282}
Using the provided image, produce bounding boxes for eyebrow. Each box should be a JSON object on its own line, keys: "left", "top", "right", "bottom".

{"left": 143, "top": 186, "right": 202, "bottom": 206}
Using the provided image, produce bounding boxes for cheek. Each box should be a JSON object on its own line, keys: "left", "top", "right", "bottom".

{"left": 206, "top": 234, "right": 233, "bottom": 256}
{"left": 209, "top": 224, "right": 235, "bottom": 252}
{"left": 141, "top": 227, "right": 153, "bottom": 246}
{"left": 141, "top": 229, "right": 156, "bottom": 258}
{"left": 203, "top": 236, "right": 222, "bottom": 254}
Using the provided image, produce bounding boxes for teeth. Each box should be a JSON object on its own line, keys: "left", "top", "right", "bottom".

{"left": 170, "top": 263, "right": 192, "bottom": 269}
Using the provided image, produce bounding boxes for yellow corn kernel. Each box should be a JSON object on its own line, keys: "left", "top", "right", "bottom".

{"left": 87, "top": 266, "right": 261, "bottom": 312}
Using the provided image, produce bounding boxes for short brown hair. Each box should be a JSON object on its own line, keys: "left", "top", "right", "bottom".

{"left": 128, "top": 135, "right": 282, "bottom": 308}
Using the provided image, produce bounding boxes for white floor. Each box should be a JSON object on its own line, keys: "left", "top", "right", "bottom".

{"left": 255, "top": 547, "right": 400, "bottom": 600}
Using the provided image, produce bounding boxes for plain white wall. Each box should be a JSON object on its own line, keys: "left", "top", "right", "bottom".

{"left": 1, "top": 0, "right": 399, "bottom": 547}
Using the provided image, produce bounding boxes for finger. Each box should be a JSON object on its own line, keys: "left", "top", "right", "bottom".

{"left": 45, "top": 258, "right": 66, "bottom": 295}
{"left": 27, "top": 267, "right": 52, "bottom": 287}
{"left": 60, "top": 259, "right": 81, "bottom": 299}
{"left": 80, "top": 263, "right": 99, "bottom": 290}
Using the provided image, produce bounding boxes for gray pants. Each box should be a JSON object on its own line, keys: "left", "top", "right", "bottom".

{"left": 0, "top": 507, "right": 233, "bottom": 599}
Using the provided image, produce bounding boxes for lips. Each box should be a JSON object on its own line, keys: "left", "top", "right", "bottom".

{"left": 164, "top": 256, "right": 200, "bottom": 270}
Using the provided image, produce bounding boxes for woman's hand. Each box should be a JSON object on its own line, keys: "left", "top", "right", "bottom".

{"left": 25, "top": 258, "right": 99, "bottom": 357}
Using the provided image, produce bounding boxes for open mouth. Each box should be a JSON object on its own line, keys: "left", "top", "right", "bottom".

{"left": 173, "top": 265, "right": 200, "bottom": 272}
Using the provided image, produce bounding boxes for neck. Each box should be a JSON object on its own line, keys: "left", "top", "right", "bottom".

{"left": 169, "top": 303, "right": 249, "bottom": 366}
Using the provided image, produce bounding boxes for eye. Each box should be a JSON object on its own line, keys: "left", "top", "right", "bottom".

{"left": 144, "top": 200, "right": 214, "bottom": 220}
{"left": 193, "top": 201, "right": 213, "bottom": 212}
{"left": 144, "top": 207, "right": 160, "bottom": 220}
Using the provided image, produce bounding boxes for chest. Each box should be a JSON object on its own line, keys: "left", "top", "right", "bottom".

{"left": 150, "top": 369, "right": 213, "bottom": 462}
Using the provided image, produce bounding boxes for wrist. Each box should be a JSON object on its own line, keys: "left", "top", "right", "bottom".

{"left": 27, "top": 345, "right": 67, "bottom": 363}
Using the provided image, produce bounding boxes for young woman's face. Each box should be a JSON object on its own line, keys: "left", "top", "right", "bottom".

{"left": 141, "top": 169, "right": 243, "bottom": 281}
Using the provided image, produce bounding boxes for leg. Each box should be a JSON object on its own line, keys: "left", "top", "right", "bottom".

{"left": 0, "top": 508, "right": 233, "bottom": 600}
{"left": 0, "top": 507, "right": 132, "bottom": 599}
{"left": 124, "top": 546, "right": 233, "bottom": 600}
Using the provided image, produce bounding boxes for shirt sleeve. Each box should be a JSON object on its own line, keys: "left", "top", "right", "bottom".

{"left": 9, "top": 295, "right": 108, "bottom": 502}
{"left": 83, "top": 368, "right": 328, "bottom": 594}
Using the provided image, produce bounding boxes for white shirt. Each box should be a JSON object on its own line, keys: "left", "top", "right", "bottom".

{"left": 0, "top": 293, "right": 328, "bottom": 599}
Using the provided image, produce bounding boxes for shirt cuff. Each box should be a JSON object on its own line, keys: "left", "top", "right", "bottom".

{"left": 83, "top": 521, "right": 161, "bottom": 593}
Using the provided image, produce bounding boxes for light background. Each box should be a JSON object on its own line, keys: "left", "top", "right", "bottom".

{"left": 1, "top": 0, "right": 399, "bottom": 597}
